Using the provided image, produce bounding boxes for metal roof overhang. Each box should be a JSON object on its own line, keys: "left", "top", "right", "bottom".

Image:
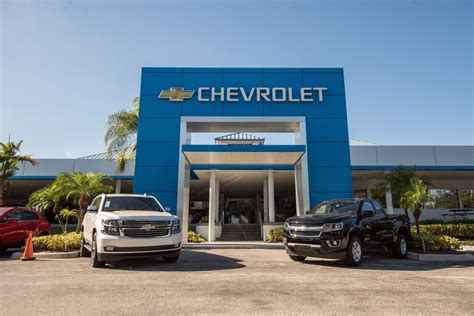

{"left": 182, "top": 145, "right": 306, "bottom": 165}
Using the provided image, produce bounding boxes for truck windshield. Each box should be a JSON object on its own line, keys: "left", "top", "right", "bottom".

{"left": 307, "top": 200, "right": 358, "bottom": 215}
{"left": 103, "top": 196, "right": 165, "bottom": 212}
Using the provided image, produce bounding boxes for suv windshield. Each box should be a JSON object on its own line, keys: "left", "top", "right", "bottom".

{"left": 307, "top": 200, "right": 358, "bottom": 215}
{"left": 102, "top": 196, "right": 164, "bottom": 212}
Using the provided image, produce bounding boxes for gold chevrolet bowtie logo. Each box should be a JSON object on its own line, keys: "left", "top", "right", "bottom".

{"left": 159, "top": 87, "right": 195, "bottom": 102}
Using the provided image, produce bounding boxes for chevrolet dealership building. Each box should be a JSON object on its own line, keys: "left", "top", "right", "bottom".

{"left": 7, "top": 68, "right": 474, "bottom": 241}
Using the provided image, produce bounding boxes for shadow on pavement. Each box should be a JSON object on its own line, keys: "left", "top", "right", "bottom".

{"left": 105, "top": 249, "right": 246, "bottom": 272}
{"left": 302, "top": 249, "right": 474, "bottom": 271}
{"left": 0, "top": 248, "right": 22, "bottom": 261}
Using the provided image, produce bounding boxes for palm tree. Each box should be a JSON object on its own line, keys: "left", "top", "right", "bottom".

{"left": 400, "top": 178, "right": 429, "bottom": 234}
{"left": 28, "top": 175, "right": 70, "bottom": 233}
{"left": 63, "top": 172, "right": 113, "bottom": 232}
{"left": 376, "top": 166, "right": 429, "bottom": 216}
{"left": 104, "top": 97, "right": 139, "bottom": 172}
{"left": 59, "top": 208, "right": 79, "bottom": 233}
{"left": 0, "top": 139, "right": 37, "bottom": 206}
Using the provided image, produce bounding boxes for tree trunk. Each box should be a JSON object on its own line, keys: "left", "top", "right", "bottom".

{"left": 0, "top": 183, "right": 4, "bottom": 207}
{"left": 414, "top": 208, "right": 422, "bottom": 235}
{"left": 76, "top": 208, "right": 85, "bottom": 233}
{"left": 54, "top": 204, "right": 66, "bottom": 233}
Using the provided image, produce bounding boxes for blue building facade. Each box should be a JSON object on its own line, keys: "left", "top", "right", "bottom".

{"left": 134, "top": 68, "right": 352, "bottom": 215}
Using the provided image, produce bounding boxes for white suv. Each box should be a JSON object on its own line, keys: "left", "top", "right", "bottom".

{"left": 79, "top": 194, "right": 182, "bottom": 267}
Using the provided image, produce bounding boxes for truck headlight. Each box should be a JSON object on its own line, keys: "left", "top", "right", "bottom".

{"left": 171, "top": 219, "right": 181, "bottom": 234}
{"left": 102, "top": 219, "right": 119, "bottom": 235}
{"left": 322, "top": 222, "right": 343, "bottom": 232}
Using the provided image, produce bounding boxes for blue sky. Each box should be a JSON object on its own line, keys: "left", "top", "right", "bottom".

{"left": 1, "top": 0, "right": 472, "bottom": 158}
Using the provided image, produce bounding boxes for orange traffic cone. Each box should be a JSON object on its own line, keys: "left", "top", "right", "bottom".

{"left": 21, "top": 232, "right": 35, "bottom": 261}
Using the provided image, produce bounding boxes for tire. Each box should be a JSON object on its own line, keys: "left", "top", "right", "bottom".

{"left": 79, "top": 232, "right": 90, "bottom": 257}
{"left": 90, "top": 233, "right": 105, "bottom": 268}
{"left": 163, "top": 253, "right": 180, "bottom": 263}
{"left": 0, "top": 245, "right": 5, "bottom": 255}
{"left": 345, "top": 235, "right": 363, "bottom": 266}
{"left": 392, "top": 233, "right": 408, "bottom": 259}
{"left": 289, "top": 255, "right": 306, "bottom": 262}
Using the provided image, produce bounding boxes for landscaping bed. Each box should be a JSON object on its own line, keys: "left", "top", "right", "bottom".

{"left": 33, "top": 233, "right": 80, "bottom": 252}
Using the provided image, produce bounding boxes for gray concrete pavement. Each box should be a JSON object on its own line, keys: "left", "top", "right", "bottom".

{"left": 1, "top": 248, "right": 473, "bottom": 315}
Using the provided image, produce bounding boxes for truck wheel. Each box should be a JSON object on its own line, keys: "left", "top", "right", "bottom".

{"left": 79, "top": 233, "right": 90, "bottom": 257}
{"left": 392, "top": 233, "right": 408, "bottom": 259}
{"left": 163, "top": 254, "right": 180, "bottom": 263}
{"left": 289, "top": 255, "right": 306, "bottom": 262}
{"left": 345, "top": 235, "right": 363, "bottom": 266}
{"left": 90, "top": 233, "right": 105, "bottom": 268}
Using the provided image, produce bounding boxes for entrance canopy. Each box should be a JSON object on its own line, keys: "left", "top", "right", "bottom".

{"left": 182, "top": 145, "right": 306, "bottom": 165}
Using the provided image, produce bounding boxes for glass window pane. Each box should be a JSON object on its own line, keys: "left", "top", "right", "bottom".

{"left": 461, "top": 189, "right": 474, "bottom": 208}
{"left": 425, "top": 189, "right": 459, "bottom": 209}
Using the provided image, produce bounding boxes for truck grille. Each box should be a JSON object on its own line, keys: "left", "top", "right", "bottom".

{"left": 122, "top": 228, "right": 170, "bottom": 238}
{"left": 291, "top": 230, "right": 322, "bottom": 237}
{"left": 122, "top": 220, "right": 171, "bottom": 227}
{"left": 120, "top": 220, "right": 172, "bottom": 238}
{"left": 288, "top": 224, "right": 323, "bottom": 237}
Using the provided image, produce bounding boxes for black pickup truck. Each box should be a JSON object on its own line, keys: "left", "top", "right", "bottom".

{"left": 283, "top": 198, "right": 410, "bottom": 266}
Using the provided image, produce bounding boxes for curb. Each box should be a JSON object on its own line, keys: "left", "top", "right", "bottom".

{"left": 407, "top": 251, "right": 474, "bottom": 262}
{"left": 183, "top": 242, "right": 285, "bottom": 250}
{"left": 11, "top": 251, "right": 79, "bottom": 260}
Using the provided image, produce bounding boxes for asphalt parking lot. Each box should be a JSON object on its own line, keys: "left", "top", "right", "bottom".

{"left": 1, "top": 248, "right": 473, "bottom": 315}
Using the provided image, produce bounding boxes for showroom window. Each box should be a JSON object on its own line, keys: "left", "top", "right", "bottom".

{"left": 424, "top": 189, "right": 459, "bottom": 209}
{"left": 460, "top": 189, "right": 474, "bottom": 208}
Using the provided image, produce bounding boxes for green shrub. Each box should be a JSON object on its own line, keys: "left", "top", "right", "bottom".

{"left": 33, "top": 233, "right": 81, "bottom": 252}
{"left": 419, "top": 218, "right": 474, "bottom": 225}
{"left": 409, "top": 233, "right": 460, "bottom": 252}
{"left": 415, "top": 224, "right": 474, "bottom": 239}
{"left": 199, "top": 216, "right": 208, "bottom": 223}
{"left": 267, "top": 227, "right": 284, "bottom": 242}
{"left": 187, "top": 231, "right": 206, "bottom": 243}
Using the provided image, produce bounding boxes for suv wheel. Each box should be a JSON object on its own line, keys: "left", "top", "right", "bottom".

{"left": 392, "top": 233, "right": 408, "bottom": 259}
{"left": 289, "top": 255, "right": 306, "bottom": 262}
{"left": 163, "top": 253, "right": 180, "bottom": 263}
{"left": 345, "top": 235, "right": 363, "bottom": 266}
{"left": 90, "top": 233, "right": 105, "bottom": 268}
{"left": 79, "top": 232, "right": 90, "bottom": 257}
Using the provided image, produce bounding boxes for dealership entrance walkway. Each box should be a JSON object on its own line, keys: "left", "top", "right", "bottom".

{"left": 188, "top": 169, "right": 296, "bottom": 241}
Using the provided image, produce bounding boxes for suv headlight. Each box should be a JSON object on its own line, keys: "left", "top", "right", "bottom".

{"left": 171, "top": 219, "right": 181, "bottom": 234}
{"left": 102, "top": 219, "right": 119, "bottom": 235}
{"left": 322, "top": 222, "right": 343, "bottom": 232}
{"left": 283, "top": 221, "right": 290, "bottom": 231}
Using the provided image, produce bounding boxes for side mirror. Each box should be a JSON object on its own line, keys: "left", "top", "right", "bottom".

{"left": 7, "top": 218, "right": 17, "bottom": 224}
{"left": 87, "top": 205, "right": 98, "bottom": 212}
{"left": 164, "top": 207, "right": 171, "bottom": 212}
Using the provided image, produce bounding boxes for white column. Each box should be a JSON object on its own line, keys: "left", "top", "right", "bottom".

{"left": 385, "top": 187, "right": 394, "bottom": 214}
{"left": 294, "top": 120, "right": 310, "bottom": 214}
{"left": 114, "top": 180, "right": 122, "bottom": 194}
{"left": 263, "top": 179, "right": 269, "bottom": 223}
{"left": 215, "top": 179, "right": 220, "bottom": 226}
{"left": 268, "top": 170, "right": 275, "bottom": 223}
{"left": 177, "top": 120, "right": 190, "bottom": 229}
{"left": 457, "top": 189, "right": 464, "bottom": 209}
{"left": 182, "top": 161, "right": 191, "bottom": 243}
{"left": 208, "top": 170, "right": 216, "bottom": 242}
{"left": 294, "top": 163, "right": 304, "bottom": 217}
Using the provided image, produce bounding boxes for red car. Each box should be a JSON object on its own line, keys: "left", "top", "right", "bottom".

{"left": 0, "top": 207, "right": 51, "bottom": 254}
